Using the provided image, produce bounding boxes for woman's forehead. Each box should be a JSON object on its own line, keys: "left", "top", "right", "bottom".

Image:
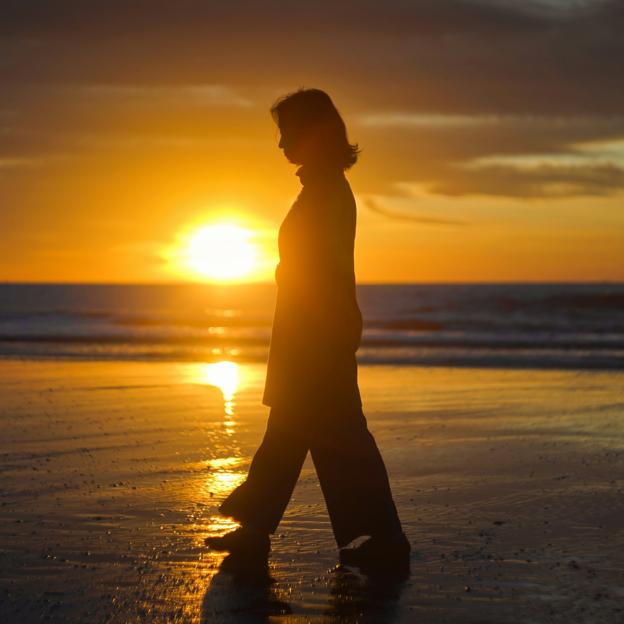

{"left": 278, "top": 114, "right": 302, "bottom": 133}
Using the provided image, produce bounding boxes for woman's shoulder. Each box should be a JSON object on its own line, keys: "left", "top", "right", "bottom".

{"left": 299, "top": 172, "right": 353, "bottom": 206}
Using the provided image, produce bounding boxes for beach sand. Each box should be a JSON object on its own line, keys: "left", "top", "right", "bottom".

{"left": 1, "top": 360, "right": 623, "bottom": 623}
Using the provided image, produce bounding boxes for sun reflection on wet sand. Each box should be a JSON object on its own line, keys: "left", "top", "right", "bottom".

{"left": 191, "top": 360, "right": 240, "bottom": 417}
{"left": 185, "top": 362, "right": 248, "bottom": 540}
{"left": 187, "top": 360, "right": 246, "bottom": 438}
{"left": 200, "top": 458, "right": 245, "bottom": 541}
{"left": 201, "top": 457, "right": 245, "bottom": 501}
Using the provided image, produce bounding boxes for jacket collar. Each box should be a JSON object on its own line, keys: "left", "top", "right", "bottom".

{"left": 296, "top": 164, "right": 345, "bottom": 186}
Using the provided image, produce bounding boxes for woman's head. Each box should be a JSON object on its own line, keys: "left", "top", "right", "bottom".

{"left": 271, "top": 89, "right": 359, "bottom": 170}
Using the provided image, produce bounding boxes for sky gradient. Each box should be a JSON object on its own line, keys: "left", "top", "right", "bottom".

{"left": 1, "top": 0, "right": 623, "bottom": 283}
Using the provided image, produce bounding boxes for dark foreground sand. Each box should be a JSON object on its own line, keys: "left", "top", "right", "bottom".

{"left": 0, "top": 360, "right": 623, "bottom": 623}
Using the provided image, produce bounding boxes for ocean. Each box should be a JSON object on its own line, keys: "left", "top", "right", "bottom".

{"left": 0, "top": 283, "right": 623, "bottom": 370}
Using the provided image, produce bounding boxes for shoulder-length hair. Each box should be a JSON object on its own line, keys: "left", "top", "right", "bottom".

{"left": 270, "top": 89, "right": 359, "bottom": 170}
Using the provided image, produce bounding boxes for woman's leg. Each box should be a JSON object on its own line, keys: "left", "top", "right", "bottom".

{"left": 219, "top": 407, "right": 308, "bottom": 534}
{"left": 309, "top": 406, "right": 403, "bottom": 548}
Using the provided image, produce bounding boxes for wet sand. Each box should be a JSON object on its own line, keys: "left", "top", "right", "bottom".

{"left": 1, "top": 360, "right": 623, "bottom": 623}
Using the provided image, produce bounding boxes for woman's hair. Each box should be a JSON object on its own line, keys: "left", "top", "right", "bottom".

{"left": 270, "top": 89, "right": 359, "bottom": 170}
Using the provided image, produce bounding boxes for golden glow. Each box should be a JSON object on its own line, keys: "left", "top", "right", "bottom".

{"left": 194, "top": 361, "right": 239, "bottom": 417}
{"left": 203, "top": 514, "right": 241, "bottom": 541}
{"left": 205, "top": 457, "right": 242, "bottom": 470}
{"left": 3, "top": 91, "right": 623, "bottom": 284}
{"left": 183, "top": 363, "right": 247, "bottom": 519}
{"left": 206, "top": 469, "right": 245, "bottom": 494}
{"left": 181, "top": 223, "right": 257, "bottom": 281}
{"left": 200, "top": 456, "right": 246, "bottom": 500}
{"left": 187, "top": 361, "right": 243, "bottom": 434}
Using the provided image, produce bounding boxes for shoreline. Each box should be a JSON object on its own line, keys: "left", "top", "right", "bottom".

{"left": 1, "top": 352, "right": 623, "bottom": 372}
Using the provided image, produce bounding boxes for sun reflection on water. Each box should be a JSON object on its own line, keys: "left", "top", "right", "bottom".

{"left": 196, "top": 361, "right": 239, "bottom": 415}
{"left": 185, "top": 361, "right": 247, "bottom": 534}
{"left": 196, "top": 458, "right": 246, "bottom": 503}
{"left": 201, "top": 458, "right": 245, "bottom": 539}
{"left": 202, "top": 457, "right": 245, "bottom": 498}
{"left": 188, "top": 360, "right": 243, "bottom": 434}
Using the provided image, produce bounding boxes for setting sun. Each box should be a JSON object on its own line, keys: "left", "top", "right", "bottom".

{"left": 181, "top": 223, "right": 257, "bottom": 281}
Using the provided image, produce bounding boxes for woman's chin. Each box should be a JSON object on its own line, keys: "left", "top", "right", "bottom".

{"left": 284, "top": 152, "right": 300, "bottom": 165}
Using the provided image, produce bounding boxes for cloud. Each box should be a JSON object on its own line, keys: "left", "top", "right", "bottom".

{"left": 0, "top": 0, "right": 551, "bottom": 39}
{"left": 356, "top": 113, "right": 506, "bottom": 129}
{"left": 352, "top": 114, "right": 624, "bottom": 198}
{"left": 0, "top": 155, "right": 65, "bottom": 169}
{"left": 363, "top": 197, "right": 470, "bottom": 225}
{"left": 1, "top": 1, "right": 622, "bottom": 115}
{"left": 1, "top": 1, "right": 623, "bottom": 199}
{"left": 434, "top": 162, "right": 624, "bottom": 198}
{"left": 78, "top": 84, "right": 253, "bottom": 109}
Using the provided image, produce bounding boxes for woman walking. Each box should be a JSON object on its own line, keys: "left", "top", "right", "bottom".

{"left": 206, "top": 89, "right": 409, "bottom": 572}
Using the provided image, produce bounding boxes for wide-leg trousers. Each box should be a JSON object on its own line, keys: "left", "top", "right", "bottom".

{"left": 219, "top": 405, "right": 403, "bottom": 548}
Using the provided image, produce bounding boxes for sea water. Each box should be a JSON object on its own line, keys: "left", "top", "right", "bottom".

{"left": 0, "top": 282, "right": 622, "bottom": 369}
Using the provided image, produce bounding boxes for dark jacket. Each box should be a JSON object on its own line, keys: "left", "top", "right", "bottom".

{"left": 262, "top": 164, "right": 363, "bottom": 410}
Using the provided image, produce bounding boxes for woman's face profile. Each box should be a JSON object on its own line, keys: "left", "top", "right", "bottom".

{"left": 278, "top": 126, "right": 303, "bottom": 164}
{"left": 277, "top": 112, "right": 310, "bottom": 165}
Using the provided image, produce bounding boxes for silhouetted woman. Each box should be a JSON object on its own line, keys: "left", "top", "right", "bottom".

{"left": 206, "top": 89, "right": 409, "bottom": 572}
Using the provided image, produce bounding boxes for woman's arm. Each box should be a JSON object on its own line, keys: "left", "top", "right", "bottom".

{"left": 294, "top": 190, "right": 362, "bottom": 349}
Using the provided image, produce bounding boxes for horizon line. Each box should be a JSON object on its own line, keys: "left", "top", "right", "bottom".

{"left": 1, "top": 280, "right": 623, "bottom": 287}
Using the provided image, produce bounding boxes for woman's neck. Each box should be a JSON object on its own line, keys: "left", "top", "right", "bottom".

{"left": 296, "top": 162, "right": 344, "bottom": 185}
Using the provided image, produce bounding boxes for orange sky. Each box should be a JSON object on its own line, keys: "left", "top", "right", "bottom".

{"left": 1, "top": 1, "right": 623, "bottom": 283}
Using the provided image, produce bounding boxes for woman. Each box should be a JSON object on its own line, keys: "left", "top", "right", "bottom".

{"left": 206, "top": 89, "right": 409, "bottom": 572}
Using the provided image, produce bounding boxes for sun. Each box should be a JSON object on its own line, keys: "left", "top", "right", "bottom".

{"left": 183, "top": 223, "right": 257, "bottom": 281}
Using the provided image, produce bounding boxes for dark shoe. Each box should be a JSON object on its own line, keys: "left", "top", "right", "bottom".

{"left": 205, "top": 526, "right": 270, "bottom": 559}
{"left": 339, "top": 532, "right": 411, "bottom": 575}
{"left": 219, "top": 552, "right": 273, "bottom": 582}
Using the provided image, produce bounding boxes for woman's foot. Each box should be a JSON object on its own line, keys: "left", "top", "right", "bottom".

{"left": 205, "top": 526, "right": 270, "bottom": 559}
{"left": 339, "top": 532, "right": 410, "bottom": 574}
